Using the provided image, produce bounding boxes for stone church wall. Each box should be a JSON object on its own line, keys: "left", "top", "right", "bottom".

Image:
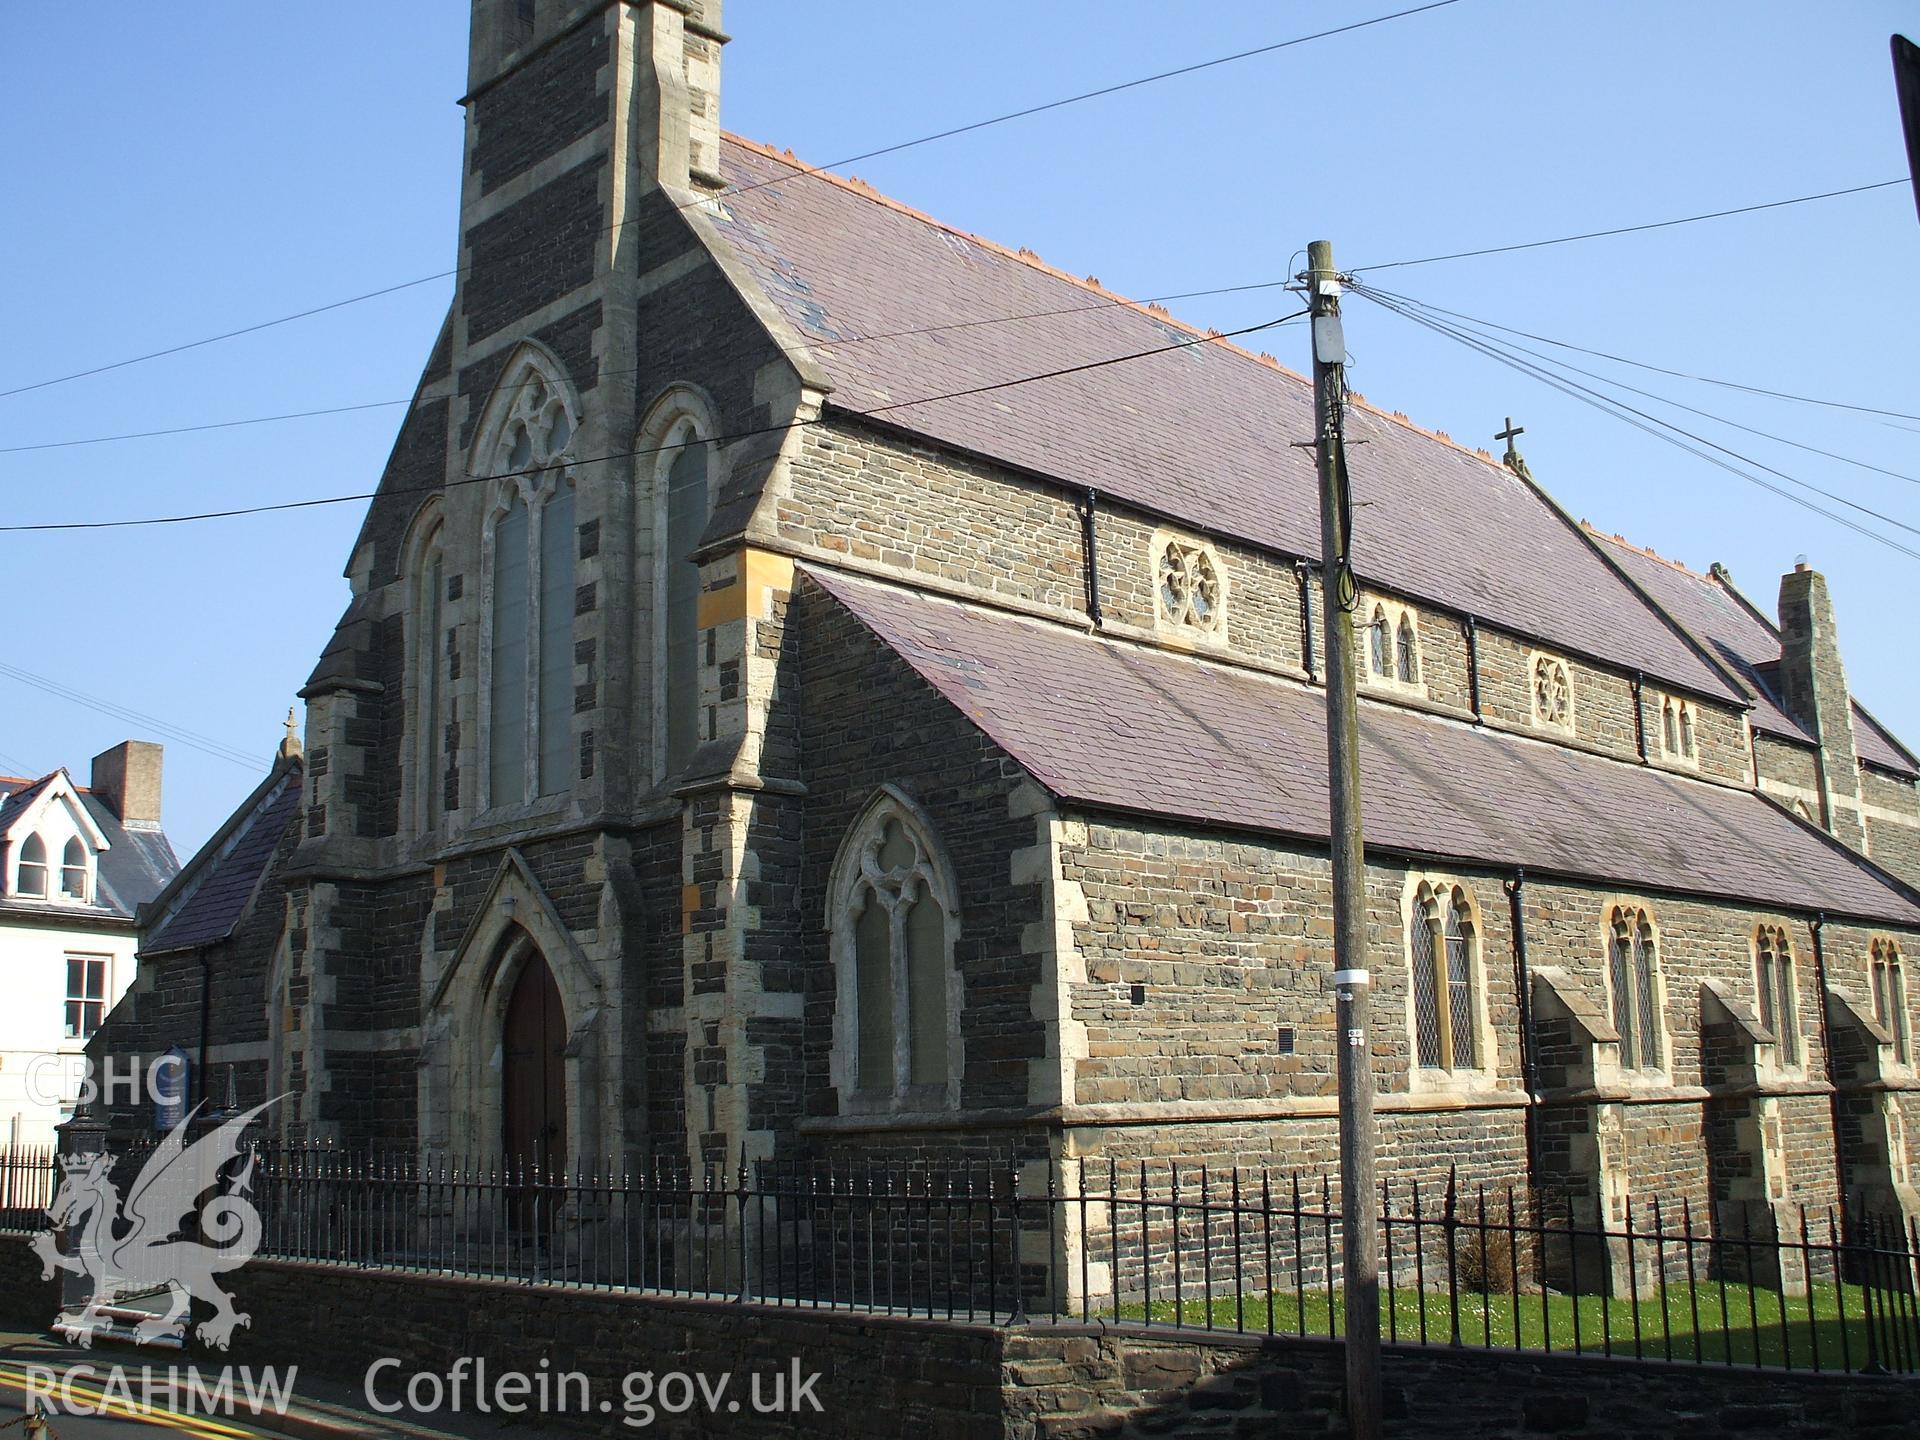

{"left": 775, "top": 416, "right": 1757, "bottom": 792}
{"left": 785, "top": 579, "right": 1050, "bottom": 1162}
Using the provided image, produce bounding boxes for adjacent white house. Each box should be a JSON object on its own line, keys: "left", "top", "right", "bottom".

{"left": 0, "top": 742, "right": 178, "bottom": 1149}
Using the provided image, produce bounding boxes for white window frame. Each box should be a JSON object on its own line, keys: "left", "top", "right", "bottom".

{"left": 64, "top": 953, "right": 110, "bottom": 1040}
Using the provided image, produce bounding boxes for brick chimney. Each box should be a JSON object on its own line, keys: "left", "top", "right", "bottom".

{"left": 90, "top": 740, "right": 164, "bottom": 828}
{"left": 1777, "top": 562, "right": 1866, "bottom": 848}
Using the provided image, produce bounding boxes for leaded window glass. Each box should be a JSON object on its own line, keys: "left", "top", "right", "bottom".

{"left": 1610, "top": 906, "right": 1663, "bottom": 1070}
{"left": 1395, "top": 614, "right": 1419, "bottom": 685}
{"left": 1411, "top": 883, "right": 1479, "bottom": 1072}
{"left": 1875, "top": 939, "right": 1911, "bottom": 1065}
{"left": 1369, "top": 607, "right": 1390, "bottom": 675}
{"left": 1756, "top": 925, "right": 1798, "bottom": 1063}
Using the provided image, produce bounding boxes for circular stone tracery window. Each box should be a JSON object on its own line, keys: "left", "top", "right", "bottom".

{"left": 1155, "top": 539, "right": 1224, "bottom": 632}
{"left": 1533, "top": 655, "right": 1572, "bottom": 729}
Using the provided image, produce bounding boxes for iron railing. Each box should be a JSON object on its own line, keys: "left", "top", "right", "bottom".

{"left": 9, "top": 1144, "right": 1920, "bottom": 1375}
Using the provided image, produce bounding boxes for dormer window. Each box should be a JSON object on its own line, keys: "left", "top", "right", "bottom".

{"left": 16, "top": 834, "right": 47, "bottom": 897}
{"left": 60, "top": 838, "right": 88, "bottom": 901}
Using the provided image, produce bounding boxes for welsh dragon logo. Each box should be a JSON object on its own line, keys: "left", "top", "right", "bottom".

{"left": 33, "top": 1100, "right": 278, "bottom": 1349}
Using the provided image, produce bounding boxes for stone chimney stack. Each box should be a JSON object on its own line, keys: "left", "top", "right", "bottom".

{"left": 90, "top": 740, "right": 164, "bottom": 828}
{"left": 1777, "top": 562, "right": 1866, "bottom": 848}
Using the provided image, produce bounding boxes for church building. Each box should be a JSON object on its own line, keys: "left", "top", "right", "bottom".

{"left": 91, "top": 0, "right": 1920, "bottom": 1257}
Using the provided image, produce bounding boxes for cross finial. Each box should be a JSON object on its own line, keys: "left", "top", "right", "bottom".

{"left": 278, "top": 706, "right": 303, "bottom": 762}
{"left": 1494, "top": 416, "right": 1524, "bottom": 455}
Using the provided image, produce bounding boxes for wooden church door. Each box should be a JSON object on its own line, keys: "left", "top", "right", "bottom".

{"left": 501, "top": 952, "right": 567, "bottom": 1220}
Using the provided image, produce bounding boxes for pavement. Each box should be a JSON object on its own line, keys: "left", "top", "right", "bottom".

{"left": 0, "top": 1329, "right": 564, "bottom": 1440}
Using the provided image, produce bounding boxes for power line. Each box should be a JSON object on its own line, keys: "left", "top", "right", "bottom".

{"left": 0, "top": 313, "right": 1303, "bottom": 534}
{"left": 1357, "top": 283, "right": 1920, "bottom": 489}
{"left": 0, "top": 4, "right": 1458, "bottom": 404}
{"left": 0, "top": 660, "right": 265, "bottom": 770}
{"left": 0, "top": 278, "right": 1299, "bottom": 455}
{"left": 1349, "top": 282, "right": 1920, "bottom": 563}
{"left": 1330, "top": 288, "right": 1920, "bottom": 425}
{"left": 1355, "top": 179, "right": 1908, "bottom": 272}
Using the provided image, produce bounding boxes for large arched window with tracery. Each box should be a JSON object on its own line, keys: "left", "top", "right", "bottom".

{"left": 828, "top": 789, "right": 962, "bottom": 1109}
{"left": 478, "top": 353, "right": 578, "bottom": 808}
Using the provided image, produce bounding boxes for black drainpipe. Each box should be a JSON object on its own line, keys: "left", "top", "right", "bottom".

{"left": 1810, "top": 913, "right": 1849, "bottom": 1208}
{"left": 1463, "top": 615, "right": 1483, "bottom": 723}
{"left": 1630, "top": 672, "right": 1650, "bottom": 763}
{"left": 1505, "top": 869, "right": 1543, "bottom": 1190}
{"left": 1294, "top": 562, "right": 1317, "bottom": 681}
{"left": 1080, "top": 488, "right": 1104, "bottom": 629}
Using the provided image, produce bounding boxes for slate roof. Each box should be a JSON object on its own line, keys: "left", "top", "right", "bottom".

{"left": 143, "top": 765, "right": 301, "bottom": 955}
{"left": 1591, "top": 532, "right": 1917, "bottom": 777}
{"left": 805, "top": 566, "right": 1920, "bottom": 926}
{"left": 711, "top": 136, "right": 1741, "bottom": 708}
{"left": 0, "top": 772, "right": 179, "bottom": 922}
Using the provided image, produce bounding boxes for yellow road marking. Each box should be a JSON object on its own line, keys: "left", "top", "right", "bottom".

{"left": 0, "top": 1362, "right": 265, "bottom": 1440}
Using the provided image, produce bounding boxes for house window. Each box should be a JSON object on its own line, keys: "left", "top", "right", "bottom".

{"left": 481, "top": 359, "right": 578, "bottom": 808}
{"left": 59, "top": 838, "right": 87, "bottom": 901}
{"left": 16, "top": 833, "right": 46, "bottom": 897}
{"left": 829, "top": 790, "right": 961, "bottom": 1108}
{"left": 661, "top": 421, "right": 711, "bottom": 775}
{"left": 1531, "top": 654, "right": 1573, "bottom": 731}
{"left": 1873, "top": 938, "right": 1911, "bottom": 1065}
{"left": 64, "top": 955, "right": 108, "bottom": 1039}
{"left": 1409, "top": 882, "right": 1480, "bottom": 1072}
{"left": 1754, "top": 924, "right": 1798, "bottom": 1064}
{"left": 1153, "top": 535, "right": 1225, "bottom": 634}
{"left": 1608, "top": 906, "right": 1663, "bottom": 1070}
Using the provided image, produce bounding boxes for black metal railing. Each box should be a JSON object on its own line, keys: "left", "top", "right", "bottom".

{"left": 10, "top": 1143, "right": 1920, "bottom": 1375}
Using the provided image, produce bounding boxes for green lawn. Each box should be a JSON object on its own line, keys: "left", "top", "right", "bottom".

{"left": 1116, "top": 1280, "right": 1920, "bottom": 1370}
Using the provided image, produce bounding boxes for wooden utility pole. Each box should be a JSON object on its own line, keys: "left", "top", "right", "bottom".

{"left": 1307, "top": 238, "right": 1381, "bottom": 1440}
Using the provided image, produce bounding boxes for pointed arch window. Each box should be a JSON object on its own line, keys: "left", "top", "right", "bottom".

{"left": 829, "top": 790, "right": 962, "bottom": 1109}
{"left": 660, "top": 420, "right": 711, "bottom": 776}
{"left": 1754, "top": 925, "right": 1799, "bottom": 1064}
{"left": 60, "top": 837, "right": 88, "bottom": 901}
{"left": 1368, "top": 606, "right": 1390, "bottom": 676}
{"left": 16, "top": 834, "right": 46, "bottom": 897}
{"left": 480, "top": 357, "right": 579, "bottom": 809}
{"left": 413, "top": 517, "right": 449, "bottom": 826}
{"left": 1394, "top": 614, "right": 1419, "bottom": 685}
{"left": 1608, "top": 906, "right": 1663, "bottom": 1070}
{"left": 1410, "top": 882, "right": 1481, "bottom": 1072}
{"left": 1873, "top": 938, "right": 1910, "bottom": 1065}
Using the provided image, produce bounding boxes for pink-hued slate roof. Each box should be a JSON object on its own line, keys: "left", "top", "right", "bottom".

{"left": 804, "top": 566, "right": 1920, "bottom": 926}
{"left": 712, "top": 136, "right": 1741, "bottom": 708}
{"left": 1591, "top": 532, "right": 1916, "bottom": 777}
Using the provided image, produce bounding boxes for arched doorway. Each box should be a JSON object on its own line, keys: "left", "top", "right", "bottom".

{"left": 501, "top": 951, "right": 567, "bottom": 1175}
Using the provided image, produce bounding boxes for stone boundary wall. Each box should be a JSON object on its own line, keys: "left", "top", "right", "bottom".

{"left": 4, "top": 1239, "right": 1914, "bottom": 1437}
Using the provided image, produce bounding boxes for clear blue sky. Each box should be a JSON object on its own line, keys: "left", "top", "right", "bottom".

{"left": 2, "top": 1, "right": 1914, "bottom": 857}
